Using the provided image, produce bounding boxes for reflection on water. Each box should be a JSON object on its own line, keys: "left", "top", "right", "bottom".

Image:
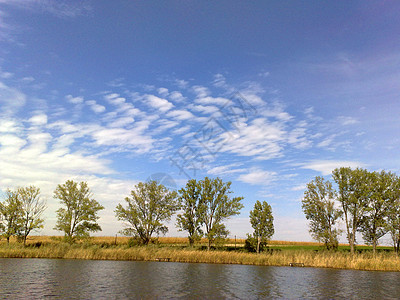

{"left": 1, "top": 258, "right": 400, "bottom": 299}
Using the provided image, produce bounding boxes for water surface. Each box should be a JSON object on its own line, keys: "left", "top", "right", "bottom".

{"left": 1, "top": 258, "right": 400, "bottom": 299}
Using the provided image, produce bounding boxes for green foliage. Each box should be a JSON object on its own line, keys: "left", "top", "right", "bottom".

{"left": 115, "top": 180, "right": 179, "bottom": 245}
{"left": 16, "top": 186, "right": 46, "bottom": 245}
{"left": 302, "top": 176, "right": 342, "bottom": 250}
{"left": 199, "top": 177, "right": 244, "bottom": 250}
{"left": 244, "top": 234, "right": 268, "bottom": 253}
{"left": 333, "top": 167, "right": 374, "bottom": 253}
{"left": 249, "top": 200, "right": 274, "bottom": 253}
{"left": 360, "top": 171, "right": 400, "bottom": 253}
{"left": 0, "top": 189, "right": 23, "bottom": 243}
{"left": 176, "top": 179, "right": 205, "bottom": 246}
{"left": 53, "top": 180, "right": 104, "bottom": 243}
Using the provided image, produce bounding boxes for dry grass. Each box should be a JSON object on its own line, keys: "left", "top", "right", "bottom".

{"left": 1, "top": 236, "right": 400, "bottom": 271}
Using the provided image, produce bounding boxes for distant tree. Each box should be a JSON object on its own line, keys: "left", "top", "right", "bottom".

{"left": 387, "top": 185, "right": 400, "bottom": 253}
{"left": 200, "top": 177, "right": 244, "bottom": 251}
{"left": 360, "top": 171, "right": 400, "bottom": 255}
{"left": 0, "top": 189, "right": 23, "bottom": 244}
{"left": 115, "top": 180, "right": 179, "bottom": 245}
{"left": 302, "top": 176, "right": 342, "bottom": 250}
{"left": 16, "top": 186, "right": 46, "bottom": 245}
{"left": 54, "top": 180, "right": 104, "bottom": 243}
{"left": 176, "top": 179, "right": 205, "bottom": 246}
{"left": 249, "top": 200, "right": 274, "bottom": 253}
{"left": 332, "top": 167, "right": 370, "bottom": 254}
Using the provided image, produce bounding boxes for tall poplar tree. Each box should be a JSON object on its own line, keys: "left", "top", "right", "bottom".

{"left": 302, "top": 176, "right": 342, "bottom": 250}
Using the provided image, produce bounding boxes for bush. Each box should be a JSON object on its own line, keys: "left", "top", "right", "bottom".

{"left": 244, "top": 234, "right": 268, "bottom": 253}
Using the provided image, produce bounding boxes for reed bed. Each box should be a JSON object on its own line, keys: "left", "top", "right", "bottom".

{"left": 1, "top": 238, "right": 400, "bottom": 272}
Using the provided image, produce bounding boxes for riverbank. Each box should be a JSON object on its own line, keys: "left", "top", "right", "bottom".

{"left": 0, "top": 237, "right": 399, "bottom": 272}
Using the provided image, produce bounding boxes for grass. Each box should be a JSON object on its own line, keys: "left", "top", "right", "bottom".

{"left": 0, "top": 236, "right": 399, "bottom": 272}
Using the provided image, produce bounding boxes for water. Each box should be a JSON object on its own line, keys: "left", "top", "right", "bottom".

{"left": 1, "top": 258, "right": 400, "bottom": 299}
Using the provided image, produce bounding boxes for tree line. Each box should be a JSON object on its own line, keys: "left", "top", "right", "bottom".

{"left": 0, "top": 177, "right": 274, "bottom": 252}
{"left": 302, "top": 167, "right": 400, "bottom": 254}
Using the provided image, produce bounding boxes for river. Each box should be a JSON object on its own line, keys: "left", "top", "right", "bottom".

{"left": 1, "top": 258, "right": 400, "bottom": 299}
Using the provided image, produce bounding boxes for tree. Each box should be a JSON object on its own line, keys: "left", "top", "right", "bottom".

{"left": 302, "top": 176, "right": 342, "bottom": 250}
{"left": 54, "top": 180, "right": 104, "bottom": 243}
{"left": 332, "top": 167, "right": 370, "bottom": 254}
{"left": 360, "top": 171, "right": 400, "bottom": 254}
{"left": 200, "top": 177, "right": 244, "bottom": 250}
{"left": 176, "top": 179, "right": 205, "bottom": 246}
{"left": 115, "top": 180, "right": 179, "bottom": 245}
{"left": 387, "top": 188, "right": 400, "bottom": 253}
{"left": 16, "top": 186, "right": 46, "bottom": 245}
{"left": 0, "top": 189, "right": 23, "bottom": 244}
{"left": 249, "top": 200, "right": 274, "bottom": 253}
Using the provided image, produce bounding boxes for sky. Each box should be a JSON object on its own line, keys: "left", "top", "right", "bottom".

{"left": 0, "top": 0, "right": 400, "bottom": 242}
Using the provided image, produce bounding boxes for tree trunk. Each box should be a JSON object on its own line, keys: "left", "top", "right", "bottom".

{"left": 189, "top": 236, "right": 194, "bottom": 247}
{"left": 257, "top": 236, "right": 260, "bottom": 254}
{"left": 373, "top": 238, "right": 377, "bottom": 256}
{"left": 350, "top": 231, "right": 356, "bottom": 255}
{"left": 396, "top": 238, "right": 400, "bottom": 254}
{"left": 207, "top": 239, "right": 211, "bottom": 251}
{"left": 6, "top": 236, "right": 10, "bottom": 244}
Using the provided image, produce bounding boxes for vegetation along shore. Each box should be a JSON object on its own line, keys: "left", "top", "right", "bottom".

{"left": 2, "top": 168, "right": 400, "bottom": 272}
{"left": 1, "top": 236, "right": 400, "bottom": 272}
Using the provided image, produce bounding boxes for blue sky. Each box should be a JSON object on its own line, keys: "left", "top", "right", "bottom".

{"left": 1, "top": 1, "right": 400, "bottom": 242}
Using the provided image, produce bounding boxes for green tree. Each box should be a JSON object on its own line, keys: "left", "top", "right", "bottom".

{"left": 115, "top": 180, "right": 179, "bottom": 245}
{"left": 249, "top": 200, "right": 274, "bottom": 253}
{"left": 200, "top": 177, "right": 244, "bottom": 250}
{"left": 360, "top": 171, "right": 400, "bottom": 254}
{"left": 332, "top": 167, "right": 370, "bottom": 254}
{"left": 0, "top": 189, "right": 23, "bottom": 244}
{"left": 176, "top": 179, "right": 205, "bottom": 246}
{"left": 302, "top": 176, "right": 342, "bottom": 250}
{"left": 54, "top": 180, "right": 104, "bottom": 243}
{"left": 16, "top": 186, "right": 46, "bottom": 245}
{"left": 387, "top": 186, "right": 400, "bottom": 253}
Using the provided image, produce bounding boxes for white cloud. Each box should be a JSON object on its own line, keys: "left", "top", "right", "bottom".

{"left": 108, "top": 116, "right": 135, "bottom": 128}
{"left": 195, "top": 96, "right": 231, "bottom": 106}
{"left": 207, "top": 163, "right": 245, "bottom": 176}
{"left": 288, "top": 126, "right": 311, "bottom": 149}
{"left": 0, "top": 0, "right": 92, "bottom": 19}
{"left": 0, "top": 119, "right": 20, "bottom": 133}
{"left": 299, "top": 160, "right": 365, "bottom": 175}
{"left": 0, "top": 71, "right": 13, "bottom": 79}
{"left": 86, "top": 100, "right": 106, "bottom": 113}
{"left": 166, "top": 109, "right": 195, "bottom": 121}
{"left": 291, "top": 184, "right": 307, "bottom": 191}
{"left": 220, "top": 118, "right": 286, "bottom": 160}
{"left": 175, "top": 79, "right": 188, "bottom": 89}
{"left": 213, "top": 73, "right": 228, "bottom": 89}
{"left": 104, "top": 93, "right": 126, "bottom": 105}
{"left": 0, "top": 81, "right": 26, "bottom": 113}
{"left": 169, "top": 91, "right": 185, "bottom": 102}
{"left": 192, "top": 85, "right": 210, "bottom": 98}
{"left": 237, "top": 168, "right": 277, "bottom": 185}
{"left": 29, "top": 113, "right": 48, "bottom": 126}
{"left": 65, "top": 94, "right": 84, "bottom": 104}
{"left": 190, "top": 104, "right": 220, "bottom": 115}
{"left": 157, "top": 87, "right": 169, "bottom": 97}
{"left": 92, "top": 127, "right": 154, "bottom": 154}
{"left": 338, "top": 116, "right": 359, "bottom": 125}
{"left": 146, "top": 95, "right": 174, "bottom": 112}
{"left": 22, "top": 76, "right": 35, "bottom": 82}
{"left": 258, "top": 71, "right": 270, "bottom": 77}
{"left": 172, "top": 125, "right": 191, "bottom": 135}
